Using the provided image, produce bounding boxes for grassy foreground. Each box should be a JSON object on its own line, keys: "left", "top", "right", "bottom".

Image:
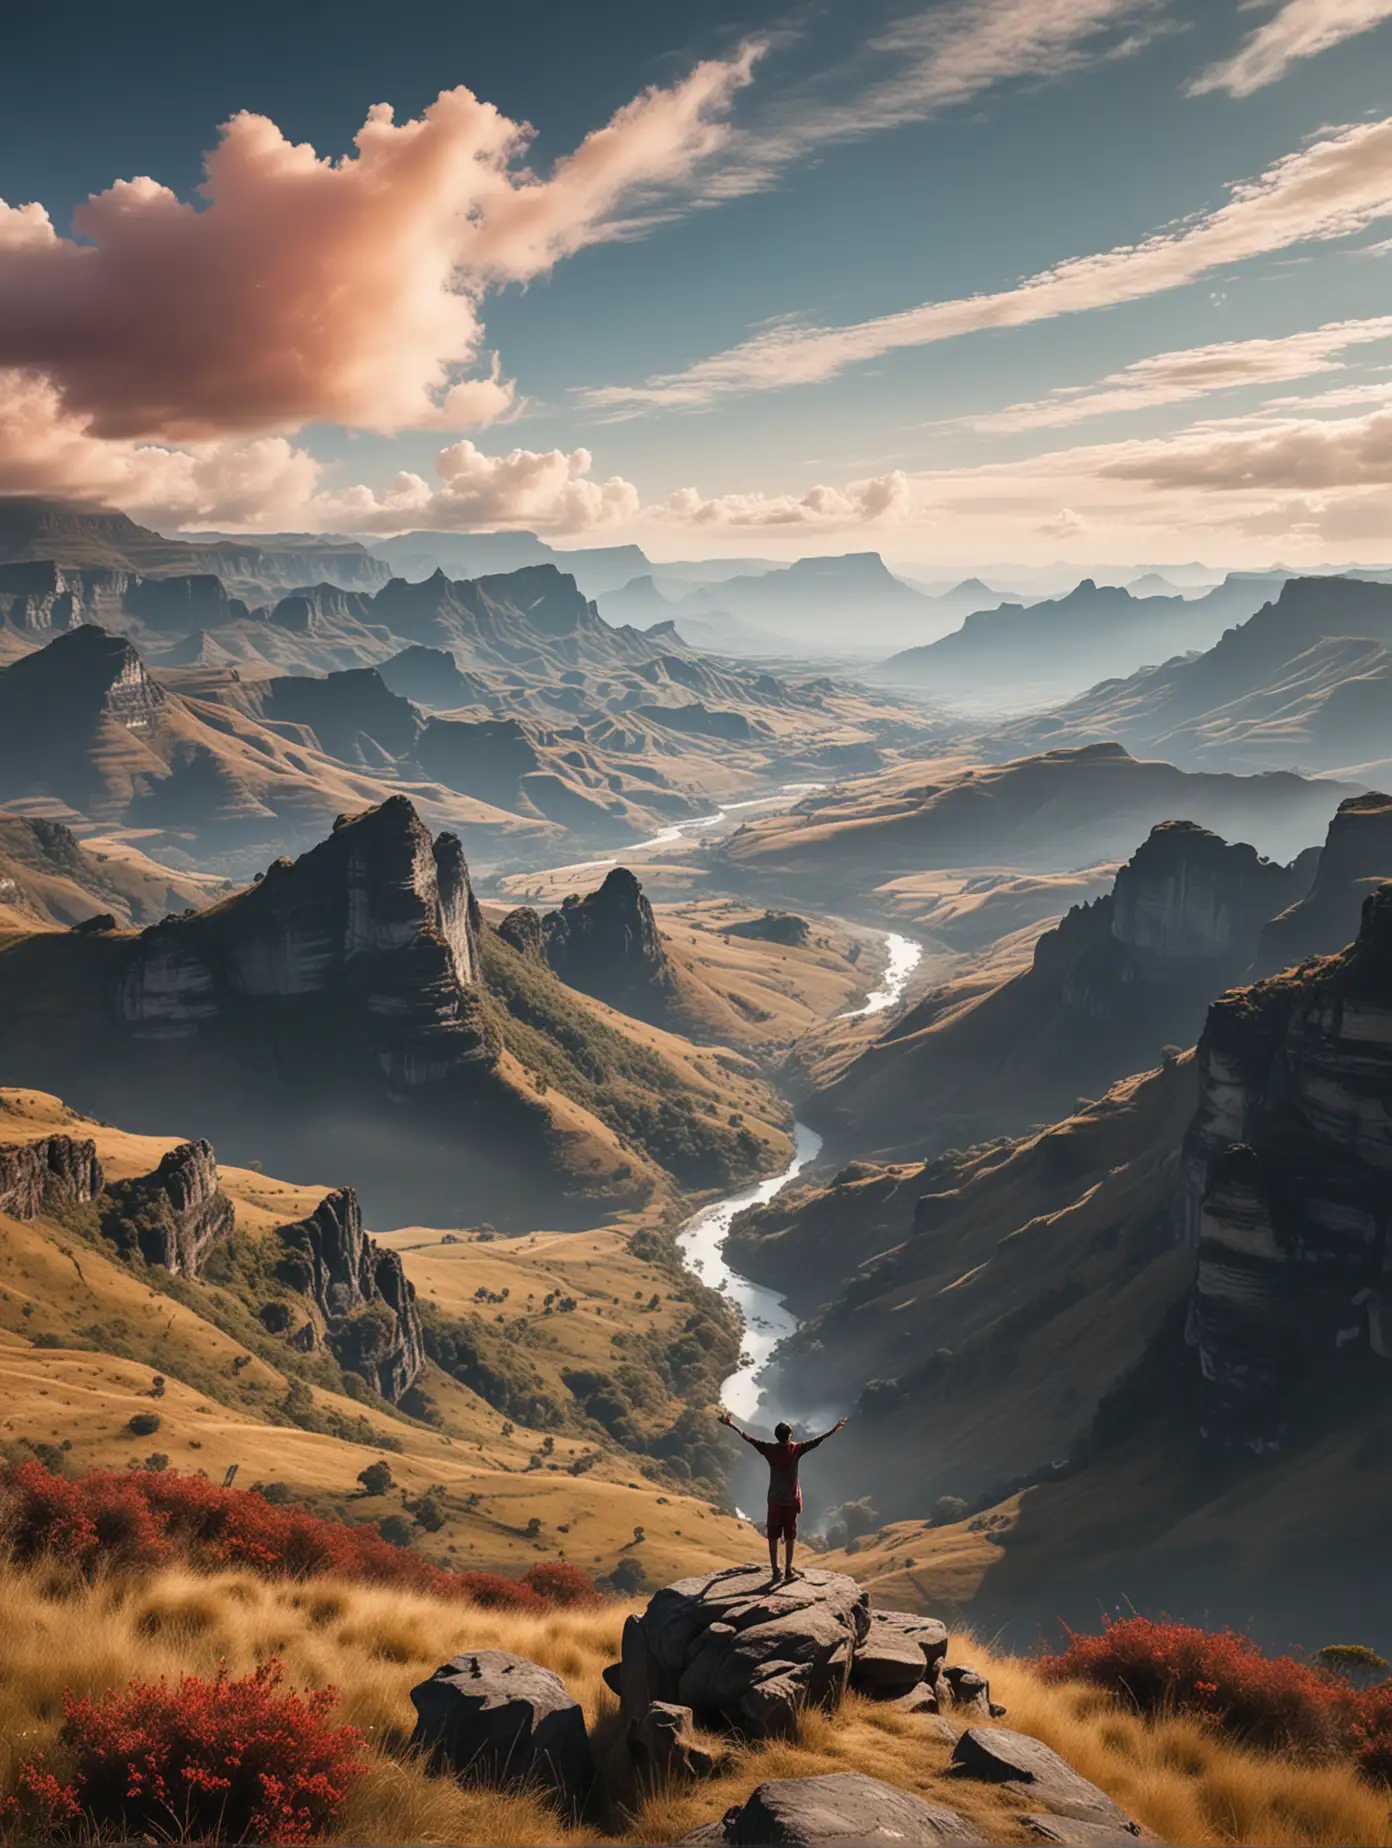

{"left": 1, "top": 1556, "right": 1388, "bottom": 1847}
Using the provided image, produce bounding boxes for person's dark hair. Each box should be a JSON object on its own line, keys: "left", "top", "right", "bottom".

{"left": 774, "top": 1421, "right": 792, "bottom": 1443}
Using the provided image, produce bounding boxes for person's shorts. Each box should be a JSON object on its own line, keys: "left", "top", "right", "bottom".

{"left": 767, "top": 1501, "right": 799, "bottom": 1542}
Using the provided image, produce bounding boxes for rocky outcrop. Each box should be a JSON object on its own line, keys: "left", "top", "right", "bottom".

{"left": 409, "top": 1650, "right": 593, "bottom": 1811}
{"left": 613, "top": 1566, "right": 871, "bottom": 1739}
{"left": 0, "top": 1135, "right": 103, "bottom": 1219}
{"left": 723, "top": 911, "right": 811, "bottom": 947}
{"left": 234, "top": 669, "right": 423, "bottom": 766}
{"left": 102, "top": 1140, "right": 235, "bottom": 1277}
{"left": 849, "top": 1612, "right": 947, "bottom": 1700}
{"left": 1257, "top": 792, "right": 1392, "bottom": 974}
{"left": 118, "top": 796, "right": 493, "bottom": 1080}
{"left": 689, "top": 1773, "right": 980, "bottom": 1845}
{"left": 1111, "top": 820, "right": 1298, "bottom": 963}
{"left": 541, "top": 867, "right": 673, "bottom": 1016}
{"left": 1183, "top": 884, "right": 1392, "bottom": 1444}
{"left": 273, "top": 1185, "right": 424, "bottom": 1401}
{"left": 497, "top": 906, "right": 545, "bottom": 961}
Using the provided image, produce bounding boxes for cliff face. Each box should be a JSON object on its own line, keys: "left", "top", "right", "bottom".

{"left": 119, "top": 796, "right": 493, "bottom": 1084}
{"left": 1184, "top": 884, "right": 1392, "bottom": 1446}
{"left": 102, "top": 1140, "right": 236, "bottom": 1278}
{"left": 1053, "top": 821, "right": 1304, "bottom": 1023}
{"left": 1257, "top": 792, "right": 1392, "bottom": 974}
{"left": 0, "top": 1135, "right": 103, "bottom": 1218}
{"left": 274, "top": 1186, "right": 424, "bottom": 1401}
{"left": 541, "top": 868, "right": 672, "bottom": 1015}
{"left": 497, "top": 905, "right": 545, "bottom": 961}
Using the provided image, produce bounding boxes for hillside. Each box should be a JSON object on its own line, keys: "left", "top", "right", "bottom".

{"left": 995, "top": 575, "right": 1392, "bottom": 775}
{"left": 0, "top": 1088, "right": 765, "bottom": 1583}
{"left": 879, "top": 574, "right": 1284, "bottom": 706}
{"left": 0, "top": 811, "right": 224, "bottom": 929}
{"left": 0, "top": 497, "right": 388, "bottom": 599}
{"left": 717, "top": 743, "right": 1355, "bottom": 907}
{"left": 667, "top": 551, "right": 943, "bottom": 652}
{"left": 0, "top": 798, "right": 792, "bottom": 1227}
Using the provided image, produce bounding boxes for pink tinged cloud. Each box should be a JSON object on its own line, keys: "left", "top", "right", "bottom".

{"left": 581, "top": 117, "right": 1392, "bottom": 412}
{"left": 1188, "top": 0, "right": 1392, "bottom": 99}
{"left": 658, "top": 471, "right": 911, "bottom": 527}
{"left": 0, "top": 53, "right": 757, "bottom": 447}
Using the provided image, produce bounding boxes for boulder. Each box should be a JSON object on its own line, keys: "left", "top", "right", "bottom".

{"left": 627, "top": 1700, "right": 718, "bottom": 1781}
{"left": 951, "top": 1727, "right": 1140, "bottom": 1835}
{"left": 702, "top": 1772, "right": 982, "bottom": 1844}
{"left": 1021, "top": 1818, "right": 1152, "bottom": 1844}
{"left": 409, "top": 1649, "right": 593, "bottom": 1810}
{"left": 849, "top": 1614, "right": 930, "bottom": 1698}
{"left": 939, "top": 1664, "right": 996, "bottom": 1717}
{"left": 870, "top": 1609, "right": 949, "bottom": 1673}
{"left": 617, "top": 1564, "right": 868, "bottom": 1740}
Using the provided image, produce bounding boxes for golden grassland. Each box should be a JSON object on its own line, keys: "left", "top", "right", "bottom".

{"left": 0, "top": 1089, "right": 772, "bottom": 1584}
{"left": 0, "top": 1557, "right": 1387, "bottom": 1847}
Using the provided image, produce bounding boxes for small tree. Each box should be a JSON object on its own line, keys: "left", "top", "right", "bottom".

{"left": 607, "top": 1556, "right": 646, "bottom": 1596}
{"left": 1316, "top": 1644, "right": 1389, "bottom": 1688}
{"left": 377, "top": 1514, "right": 414, "bottom": 1548}
{"left": 524, "top": 1516, "right": 542, "bottom": 1539}
{"left": 931, "top": 1494, "right": 969, "bottom": 1527}
{"left": 409, "top": 1495, "right": 446, "bottom": 1533}
{"left": 127, "top": 1412, "right": 162, "bottom": 1438}
{"left": 150, "top": 1375, "right": 166, "bottom": 1399}
{"left": 357, "top": 1461, "right": 394, "bottom": 1497}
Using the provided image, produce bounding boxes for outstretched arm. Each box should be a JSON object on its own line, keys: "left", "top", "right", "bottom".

{"left": 716, "top": 1408, "right": 764, "bottom": 1449}
{"left": 796, "top": 1416, "right": 848, "bottom": 1456}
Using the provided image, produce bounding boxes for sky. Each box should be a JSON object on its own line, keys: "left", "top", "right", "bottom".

{"left": 3, "top": 0, "right": 1392, "bottom": 566}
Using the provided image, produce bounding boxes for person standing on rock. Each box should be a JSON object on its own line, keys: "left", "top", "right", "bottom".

{"left": 717, "top": 1409, "right": 847, "bottom": 1582}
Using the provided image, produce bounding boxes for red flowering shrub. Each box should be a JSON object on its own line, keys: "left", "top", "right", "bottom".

{"left": 1039, "top": 1616, "right": 1345, "bottom": 1754}
{"left": 1349, "top": 1681, "right": 1392, "bottom": 1787}
{"left": 0, "top": 1462, "right": 594, "bottom": 1609}
{"left": 3, "top": 1662, "right": 365, "bottom": 1844}
{"left": 522, "top": 1560, "right": 602, "bottom": 1607}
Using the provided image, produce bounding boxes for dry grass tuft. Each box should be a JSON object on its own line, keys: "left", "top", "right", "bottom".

{"left": 0, "top": 1568, "right": 1387, "bottom": 1846}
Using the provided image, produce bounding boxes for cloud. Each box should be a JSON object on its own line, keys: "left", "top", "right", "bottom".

{"left": 316, "top": 441, "right": 642, "bottom": 535}
{"left": 1188, "top": 0, "right": 1392, "bottom": 98}
{"left": 948, "top": 315, "right": 1392, "bottom": 432}
{"left": 1099, "top": 401, "right": 1392, "bottom": 490}
{"left": 581, "top": 117, "right": 1392, "bottom": 413}
{"left": 657, "top": 471, "right": 910, "bottom": 528}
{"left": 0, "top": 56, "right": 757, "bottom": 446}
{"left": 1037, "top": 506, "right": 1089, "bottom": 536}
{"left": 714, "top": 0, "right": 1166, "bottom": 194}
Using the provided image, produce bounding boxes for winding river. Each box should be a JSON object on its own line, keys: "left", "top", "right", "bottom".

{"left": 505, "top": 785, "right": 923, "bottom": 1425}
{"left": 678, "top": 932, "right": 923, "bottom": 1423}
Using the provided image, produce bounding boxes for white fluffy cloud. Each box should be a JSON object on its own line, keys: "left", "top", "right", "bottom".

{"left": 1188, "top": 0, "right": 1392, "bottom": 98}
{"left": 657, "top": 472, "right": 911, "bottom": 527}
{"left": 0, "top": 57, "right": 757, "bottom": 447}
{"left": 583, "top": 117, "right": 1392, "bottom": 413}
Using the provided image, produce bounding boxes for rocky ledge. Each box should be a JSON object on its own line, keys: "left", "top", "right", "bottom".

{"left": 407, "top": 1570, "right": 1150, "bottom": 1840}
{"left": 540, "top": 866, "right": 674, "bottom": 1015}
{"left": 100, "top": 1139, "right": 235, "bottom": 1278}
{"left": 0, "top": 1134, "right": 103, "bottom": 1219}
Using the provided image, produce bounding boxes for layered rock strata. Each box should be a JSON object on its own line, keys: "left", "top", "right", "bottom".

{"left": 105, "top": 1139, "right": 236, "bottom": 1277}
{"left": 1257, "top": 792, "right": 1392, "bottom": 973}
{"left": 1184, "top": 884, "right": 1392, "bottom": 1444}
{"left": 0, "top": 1134, "right": 103, "bottom": 1219}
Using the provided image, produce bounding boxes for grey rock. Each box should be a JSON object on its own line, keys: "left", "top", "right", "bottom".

{"left": 409, "top": 1649, "right": 593, "bottom": 1810}
{"left": 722, "top": 1772, "right": 982, "bottom": 1843}
{"left": 952, "top": 1727, "right": 1139, "bottom": 1834}
{"left": 940, "top": 1664, "right": 995, "bottom": 1717}
{"left": 104, "top": 1139, "right": 234, "bottom": 1277}
{"left": 850, "top": 1614, "right": 930, "bottom": 1698}
{"left": 889, "top": 1685, "right": 945, "bottom": 1719}
{"left": 617, "top": 1564, "right": 868, "bottom": 1739}
{"left": 0, "top": 1134, "right": 102, "bottom": 1220}
{"left": 627, "top": 1700, "right": 717, "bottom": 1781}
{"left": 1021, "top": 1816, "right": 1154, "bottom": 1844}
{"left": 541, "top": 866, "right": 673, "bottom": 1016}
{"left": 869, "top": 1609, "right": 950, "bottom": 1673}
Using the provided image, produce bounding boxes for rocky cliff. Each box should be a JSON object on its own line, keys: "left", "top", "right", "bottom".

{"left": 273, "top": 1186, "right": 424, "bottom": 1401}
{"left": 1257, "top": 792, "right": 1392, "bottom": 974}
{"left": 1183, "top": 884, "right": 1392, "bottom": 1446}
{"left": 118, "top": 795, "right": 493, "bottom": 1083}
{"left": 100, "top": 1140, "right": 236, "bottom": 1278}
{"left": 540, "top": 868, "right": 674, "bottom": 1018}
{"left": 0, "top": 1134, "right": 103, "bottom": 1219}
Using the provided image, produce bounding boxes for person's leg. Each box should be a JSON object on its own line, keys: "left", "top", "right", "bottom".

{"left": 766, "top": 1514, "right": 779, "bottom": 1578}
{"left": 783, "top": 1512, "right": 798, "bottom": 1579}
